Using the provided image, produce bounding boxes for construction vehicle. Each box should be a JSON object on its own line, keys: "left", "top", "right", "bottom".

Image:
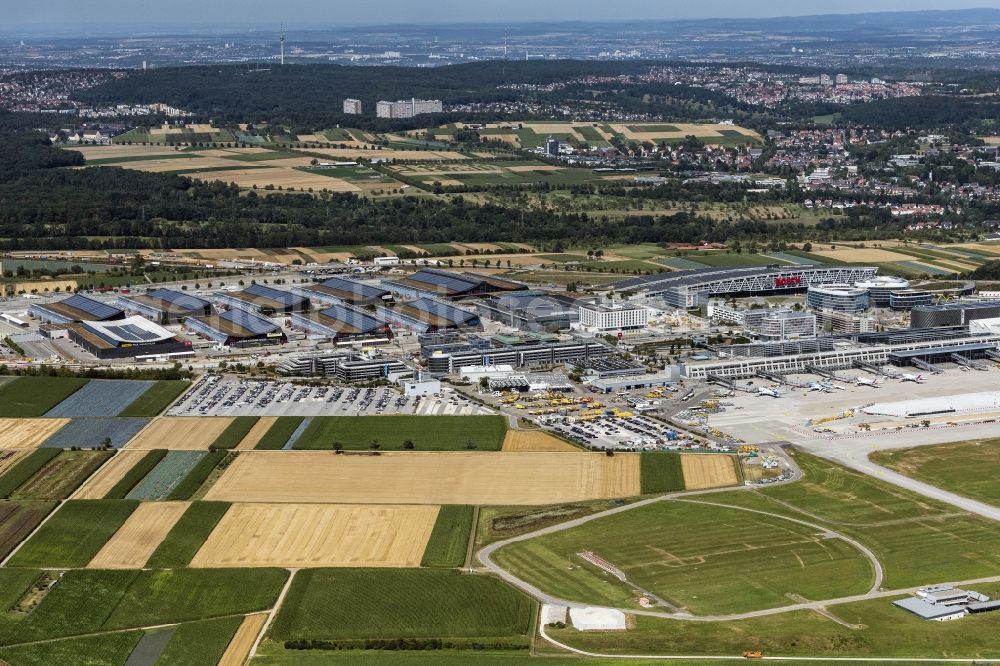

{"left": 742, "top": 650, "right": 763, "bottom": 659}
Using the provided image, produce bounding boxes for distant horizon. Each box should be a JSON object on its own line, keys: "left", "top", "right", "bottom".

{"left": 3, "top": 4, "right": 1000, "bottom": 34}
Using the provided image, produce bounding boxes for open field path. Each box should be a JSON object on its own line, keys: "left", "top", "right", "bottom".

{"left": 246, "top": 568, "right": 298, "bottom": 663}
{"left": 478, "top": 485, "right": 1000, "bottom": 623}
{"left": 538, "top": 621, "right": 1000, "bottom": 663}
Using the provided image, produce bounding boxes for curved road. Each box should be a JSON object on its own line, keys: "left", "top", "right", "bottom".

{"left": 477, "top": 486, "right": 894, "bottom": 622}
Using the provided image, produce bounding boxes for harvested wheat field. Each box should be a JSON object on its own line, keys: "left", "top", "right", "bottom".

{"left": 126, "top": 417, "right": 234, "bottom": 450}
{"left": 191, "top": 167, "right": 360, "bottom": 192}
{"left": 502, "top": 430, "right": 578, "bottom": 452}
{"left": 205, "top": 451, "right": 639, "bottom": 505}
{"left": 118, "top": 156, "right": 241, "bottom": 173}
{"left": 235, "top": 417, "right": 277, "bottom": 450}
{"left": 88, "top": 501, "right": 189, "bottom": 568}
{"left": 307, "top": 147, "right": 469, "bottom": 161}
{"left": 190, "top": 503, "right": 438, "bottom": 568}
{"left": 0, "top": 418, "right": 69, "bottom": 449}
{"left": 681, "top": 454, "right": 740, "bottom": 490}
{"left": 74, "top": 145, "right": 182, "bottom": 160}
{"left": 74, "top": 450, "right": 150, "bottom": 499}
{"left": 0, "top": 450, "right": 29, "bottom": 476}
{"left": 218, "top": 613, "right": 268, "bottom": 666}
{"left": 811, "top": 248, "right": 909, "bottom": 262}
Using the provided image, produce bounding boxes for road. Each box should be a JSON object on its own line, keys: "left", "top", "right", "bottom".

{"left": 799, "top": 437, "right": 1000, "bottom": 523}
{"left": 478, "top": 485, "right": 906, "bottom": 623}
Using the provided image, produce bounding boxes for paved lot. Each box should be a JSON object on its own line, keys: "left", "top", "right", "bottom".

{"left": 168, "top": 375, "right": 493, "bottom": 417}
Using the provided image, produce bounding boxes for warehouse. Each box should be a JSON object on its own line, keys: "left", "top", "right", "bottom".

{"left": 185, "top": 310, "right": 287, "bottom": 347}
{"left": 293, "top": 276, "right": 392, "bottom": 307}
{"left": 290, "top": 304, "right": 392, "bottom": 344}
{"left": 68, "top": 316, "right": 190, "bottom": 359}
{"left": 910, "top": 301, "right": 1000, "bottom": 328}
{"left": 214, "top": 283, "right": 309, "bottom": 316}
{"left": 383, "top": 269, "right": 523, "bottom": 300}
{"left": 117, "top": 288, "right": 213, "bottom": 324}
{"left": 30, "top": 293, "right": 125, "bottom": 325}
{"left": 475, "top": 291, "right": 579, "bottom": 332}
{"left": 376, "top": 297, "right": 481, "bottom": 333}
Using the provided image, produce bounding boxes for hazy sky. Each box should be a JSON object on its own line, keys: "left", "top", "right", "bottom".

{"left": 7, "top": 0, "right": 1000, "bottom": 28}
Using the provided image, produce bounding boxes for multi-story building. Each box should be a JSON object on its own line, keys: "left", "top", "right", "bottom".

{"left": 578, "top": 302, "right": 648, "bottom": 333}
{"left": 343, "top": 98, "right": 362, "bottom": 115}
{"left": 807, "top": 283, "right": 870, "bottom": 313}
{"left": 910, "top": 301, "right": 1000, "bottom": 328}
{"left": 375, "top": 98, "right": 443, "bottom": 119}
{"left": 745, "top": 309, "right": 817, "bottom": 340}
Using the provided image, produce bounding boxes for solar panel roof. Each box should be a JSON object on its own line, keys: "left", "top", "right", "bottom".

{"left": 221, "top": 309, "right": 279, "bottom": 335}
{"left": 242, "top": 283, "right": 305, "bottom": 307}
{"left": 320, "top": 304, "right": 382, "bottom": 333}
{"left": 60, "top": 294, "right": 123, "bottom": 320}
{"left": 404, "top": 269, "right": 480, "bottom": 293}
{"left": 405, "top": 297, "right": 478, "bottom": 325}
{"left": 145, "top": 288, "right": 211, "bottom": 310}
{"left": 318, "top": 277, "right": 388, "bottom": 300}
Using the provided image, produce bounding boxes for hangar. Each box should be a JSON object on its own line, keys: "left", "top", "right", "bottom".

{"left": 293, "top": 276, "right": 391, "bottom": 307}
{"left": 185, "top": 310, "right": 287, "bottom": 347}
{"left": 30, "top": 294, "right": 125, "bottom": 325}
{"left": 117, "top": 288, "right": 213, "bottom": 324}
{"left": 214, "top": 284, "right": 309, "bottom": 316}
{"left": 383, "top": 269, "right": 523, "bottom": 300}
{"left": 290, "top": 304, "right": 392, "bottom": 343}
{"left": 68, "top": 316, "right": 190, "bottom": 359}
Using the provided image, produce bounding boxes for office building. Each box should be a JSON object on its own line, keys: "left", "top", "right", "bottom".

{"left": 578, "top": 302, "right": 648, "bottom": 333}
{"left": 910, "top": 301, "right": 1000, "bottom": 328}
{"left": 375, "top": 98, "right": 443, "bottom": 119}
{"left": 807, "top": 283, "right": 870, "bottom": 313}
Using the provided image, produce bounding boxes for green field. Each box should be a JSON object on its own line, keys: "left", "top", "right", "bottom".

{"left": 166, "top": 450, "right": 226, "bottom": 499}
{"left": 271, "top": 569, "right": 534, "bottom": 646}
{"left": 155, "top": 616, "right": 244, "bottom": 666}
{"left": 0, "top": 449, "right": 60, "bottom": 498}
{"left": 119, "top": 380, "right": 191, "bottom": 417}
{"left": 639, "top": 451, "right": 685, "bottom": 493}
{"left": 0, "top": 631, "right": 144, "bottom": 666}
{"left": 8, "top": 450, "right": 111, "bottom": 500}
{"left": 548, "top": 583, "right": 1000, "bottom": 659}
{"left": 145, "top": 501, "right": 230, "bottom": 568}
{"left": 719, "top": 449, "right": 1000, "bottom": 588}
{"left": 255, "top": 416, "right": 305, "bottom": 450}
{"left": 0, "top": 569, "right": 138, "bottom": 645}
{"left": 493, "top": 499, "right": 874, "bottom": 614}
{"left": 8, "top": 500, "right": 138, "bottom": 568}
{"left": 0, "top": 377, "right": 89, "bottom": 416}
{"left": 683, "top": 252, "right": 791, "bottom": 267}
{"left": 251, "top": 648, "right": 674, "bottom": 665}
{"left": 871, "top": 437, "right": 1000, "bottom": 508}
{"left": 0, "top": 567, "right": 284, "bottom": 656}
{"left": 293, "top": 416, "right": 507, "bottom": 451}
{"left": 576, "top": 259, "right": 665, "bottom": 274}
{"left": 420, "top": 505, "right": 475, "bottom": 568}
{"left": 210, "top": 416, "right": 259, "bottom": 449}
{"left": 103, "top": 568, "right": 288, "bottom": 629}
{"left": 104, "top": 449, "right": 168, "bottom": 499}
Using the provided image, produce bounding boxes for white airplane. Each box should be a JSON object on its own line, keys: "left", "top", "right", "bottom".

{"left": 854, "top": 376, "right": 883, "bottom": 387}
{"left": 757, "top": 387, "right": 781, "bottom": 398}
{"left": 807, "top": 382, "right": 833, "bottom": 393}
{"left": 899, "top": 373, "right": 925, "bottom": 384}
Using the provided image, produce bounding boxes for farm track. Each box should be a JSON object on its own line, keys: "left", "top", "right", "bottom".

{"left": 479, "top": 484, "right": 901, "bottom": 622}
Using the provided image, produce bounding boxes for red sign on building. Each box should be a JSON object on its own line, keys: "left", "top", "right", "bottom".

{"left": 774, "top": 276, "right": 802, "bottom": 288}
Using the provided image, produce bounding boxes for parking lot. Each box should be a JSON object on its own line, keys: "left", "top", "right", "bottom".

{"left": 168, "top": 375, "right": 493, "bottom": 417}
{"left": 541, "top": 412, "right": 724, "bottom": 452}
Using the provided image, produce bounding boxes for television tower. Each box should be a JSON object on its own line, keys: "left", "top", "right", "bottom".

{"left": 280, "top": 25, "right": 285, "bottom": 65}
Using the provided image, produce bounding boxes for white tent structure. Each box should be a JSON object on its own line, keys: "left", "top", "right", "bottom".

{"left": 862, "top": 391, "right": 1000, "bottom": 418}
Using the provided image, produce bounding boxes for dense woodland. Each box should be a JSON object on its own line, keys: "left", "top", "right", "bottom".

{"left": 0, "top": 112, "right": 920, "bottom": 251}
